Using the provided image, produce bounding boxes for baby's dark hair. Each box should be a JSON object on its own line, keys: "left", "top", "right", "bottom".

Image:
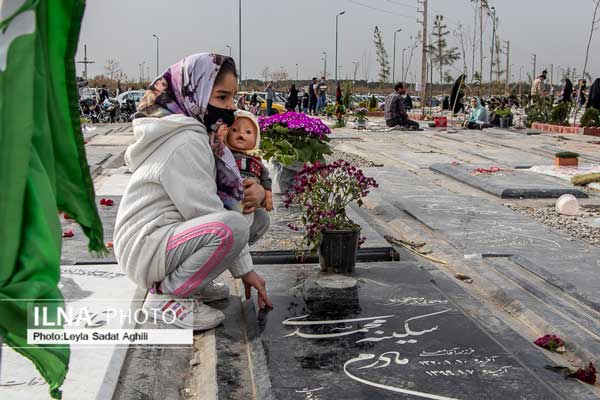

{"left": 216, "top": 56, "right": 238, "bottom": 84}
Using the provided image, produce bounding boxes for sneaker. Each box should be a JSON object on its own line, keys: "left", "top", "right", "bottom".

{"left": 194, "top": 281, "right": 230, "bottom": 303}
{"left": 143, "top": 292, "right": 225, "bottom": 330}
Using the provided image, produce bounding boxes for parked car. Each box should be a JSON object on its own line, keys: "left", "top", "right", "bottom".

{"left": 237, "top": 91, "right": 286, "bottom": 114}
{"left": 116, "top": 90, "right": 145, "bottom": 108}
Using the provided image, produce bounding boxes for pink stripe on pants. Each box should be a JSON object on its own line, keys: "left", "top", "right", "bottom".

{"left": 165, "top": 222, "right": 234, "bottom": 297}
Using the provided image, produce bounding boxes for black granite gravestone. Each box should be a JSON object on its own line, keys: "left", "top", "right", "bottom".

{"left": 430, "top": 163, "right": 587, "bottom": 198}
{"left": 243, "top": 262, "right": 591, "bottom": 400}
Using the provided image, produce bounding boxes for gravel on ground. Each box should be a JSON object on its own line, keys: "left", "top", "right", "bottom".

{"left": 325, "top": 146, "right": 379, "bottom": 167}
{"left": 506, "top": 203, "right": 600, "bottom": 246}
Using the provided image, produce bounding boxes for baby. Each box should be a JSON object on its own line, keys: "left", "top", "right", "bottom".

{"left": 216, "top": 110, "right": 274, "bottom": 218}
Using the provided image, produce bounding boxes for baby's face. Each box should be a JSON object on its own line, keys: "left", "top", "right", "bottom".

{"left": 227, "top": 118, "right": 257, "bottom": 151}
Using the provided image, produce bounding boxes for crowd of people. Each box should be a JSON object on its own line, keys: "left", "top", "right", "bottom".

{"left": 379, "top": 72, "right": 600, "bottom": 132}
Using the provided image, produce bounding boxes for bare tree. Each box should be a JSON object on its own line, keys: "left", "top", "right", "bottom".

{"left": 271, "top": 67, "right": 289, "bottom": 82}
{"left": 403, "top": 35, "right": 419, "bottom": 83}
{"left": 453, "top": 24, "right": 469, "bottom": 75}
{"left": 574, "top": 0, "right": 600, "bottom": 125}
{"left": 428, "top": 15, "right": 461, "bottom": 86}
{"left": 104, "top": 59, "right": 126, "bottom": 82}
{"left": 470, "top": 0, "right": 479, "bottom": 79}
{"left": 373, "top": 26, "right": 390, "bottom": 83}
{"left": 260, "top": 66, "right": 270, "bottom": 83}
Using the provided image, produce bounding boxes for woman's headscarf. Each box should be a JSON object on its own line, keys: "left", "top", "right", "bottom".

{"left": 136, "top": 53, "right": 245, "bottom": 212}
{"left": 469, "top": 97, "right": 488, "bottom": 123}
{"left": 587, "top": 78, "right": 600, "bottom": 110}
{"left": 450, "top": 74, "right": 466, "bottom": 113}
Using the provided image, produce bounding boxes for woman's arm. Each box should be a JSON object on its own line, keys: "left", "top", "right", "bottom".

{"left": 159, "top": 139, "right": 225, "bottom": 220}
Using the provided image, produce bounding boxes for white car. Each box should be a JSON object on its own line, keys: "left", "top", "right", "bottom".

{"left": 116, "top": 90, "right": 145, "bottom": 108}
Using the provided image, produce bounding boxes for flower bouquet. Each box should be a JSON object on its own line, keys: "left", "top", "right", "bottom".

{"left": 284, "top": 160, "right": 378, "bottom": 273}
{"left": 259, "top": 112, "right": 333, "bottom": 194}
{"left": 258, "top": 112, "right": 332, "bottom": 166}
{"left": 353, "top": 107, "right": 369, "bottom": 129}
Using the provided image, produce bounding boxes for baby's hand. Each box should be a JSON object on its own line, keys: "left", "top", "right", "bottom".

{"left": 215, "top": 123, "right": 229, "bottom": 142}
{"left": 264, "top": 190, "right": 274, "bottom": 212}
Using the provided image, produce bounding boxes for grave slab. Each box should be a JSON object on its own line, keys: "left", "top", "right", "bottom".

{"left": 95, "top": 173, "right": 131, "bottom": 197}
{"left": 529, "top": 164, "right": 600, "bottom": 182}
{"left": 368, "top": 167, "right": 600, "bottom": 313}
{"left": 60, "top": 196, "right": 120, "bottom": 265}
{"left": 87, "top": 135, "right": 134, "bottom": 146}
{"left": 241, "top": 262, "right": 595, "bottom": 400}
{"left": 251, "top": 195, "right": 393, "bottom": 253}
{"left": 430, "top": 163, "right": 587, "bottom": 198}
{"left": 0, "top": 264, "right": 143, "bottom": 400}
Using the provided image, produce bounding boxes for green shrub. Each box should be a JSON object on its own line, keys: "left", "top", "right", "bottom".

{"left": 555, "top": 151, "right": 580, "bottom": 158}
{"left": 525, "top": 96, "right": 553, "bottom": 127}
{"left": 581, "top": 107, "right": 600, "bottom": 127}
{"left": 549, "top": 101, "right": 571, "bottom": 125}
{"left": 369, "top": 95, "right": 377, "bottom": 109}
{"left": 494, "top": 108, "right": 513, "bottom": 119}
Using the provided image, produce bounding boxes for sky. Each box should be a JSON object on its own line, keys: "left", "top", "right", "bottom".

{"left": 75, "top": 0, "right": 600, "bottom": 84}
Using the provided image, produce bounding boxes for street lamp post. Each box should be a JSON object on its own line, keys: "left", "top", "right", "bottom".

{"left": 322, "top": 51, "right": 327, "bottom": 79}
{"left": 488, "top": 7, "right": 496, "bottom": 97}
{"left": 335, "top": 11, "right": 346, "bottom": 84}
{"left": 296, "top": 63, "right": 299, "bottom": 81}
{"left": 392, "top": 28, "right": 402, "bottom": 84}
{"left": 401, "top": 48, "right": 406, "bottom": 83}
{"left": 238, "top": 0, "right": 242, "bottom": 86}
{"left": 152, "top": 34, "right": 159, "bottom": 77}
{"left": 226, "top": 45, "right": 232, "bottom": 57}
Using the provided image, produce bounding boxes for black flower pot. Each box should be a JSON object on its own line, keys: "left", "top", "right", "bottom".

{"left": 318, "top": 229, "right": 361, "bottom": 274}
{"left": 271, "top": 160, "right": 303, "bottom": 195}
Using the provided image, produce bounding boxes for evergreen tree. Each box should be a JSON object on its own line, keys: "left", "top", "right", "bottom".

{"left": 373, "top": 26, "right": 390, "bottom": 83}
{"left": 428, "top": 15, "right": 461, "bottom": 86}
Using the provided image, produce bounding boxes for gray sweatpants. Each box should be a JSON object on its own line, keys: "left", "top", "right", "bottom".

{"left": 159, "top": 209, "right": 269, "bottom": 297}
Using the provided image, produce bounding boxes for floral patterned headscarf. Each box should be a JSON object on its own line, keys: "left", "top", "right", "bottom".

{"left": 136, "top": 53, "right": 245, "bottom": 212}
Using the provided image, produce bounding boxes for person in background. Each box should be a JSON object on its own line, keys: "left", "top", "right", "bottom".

{"left": 237, "top": 94, "right": 247, "bottom": 110}
{"left": 384, "top": 82, "right": 421, "bottom": 130}
{"left": 302, "top": 89, "right": 310, "bottom": 113}
{"left": 317, "top": 76, "right": 327, "bottom": 114}
{"left": 531, "top": 71, "right": 547, "bottom": 98}
{"left": 249, "top": 93, "right": 259, "bottom": 115}
{"left": 464, "top": 97, "right": 488, "bottom": 130}
{"left": 287, "top": 84, "right": 299, "bottom": 112}
{"left": 561, "top": 78, "right": 573, "bottom": 104}
{"left": 403, "top": 90, "right": 413, "bottom": 111}
{"left": 264, "top": 82, "right": 275, "bottom": 116}
{"left": 578, "top": 79, "right": 588, "bottom": 108}
{"left": 587, "top": 78, "right": 600, "bottom": 110}
{"left": 99, "top": 84, "right": 110, "bottom": 102}
{"left": 309, "top": 77, "right": 318, "bottom": 115}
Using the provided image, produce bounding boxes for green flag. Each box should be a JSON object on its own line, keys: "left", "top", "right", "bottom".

{"left": 0, "top": 1, "right": 105, "bottom": 398}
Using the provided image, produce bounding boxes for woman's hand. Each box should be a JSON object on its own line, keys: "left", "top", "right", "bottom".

{"left": 242, "top": 179, "right": 265, "bottom": 214}
{"left": 242, "top": 270, "right": 272, "bottom": 309}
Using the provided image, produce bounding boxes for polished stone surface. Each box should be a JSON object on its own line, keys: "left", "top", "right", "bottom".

{"left": 244, "top": 262, "right": 592, "bottom": 400}
{"left": 368, "top": 167, "right": 600, "bottom": 312}
{"left": 0, "top": 264, "right": 142, "bottom": 400}
{"left": 60, "top": 196, "right": 120, "bottom": 265}
{"left": 430, "top": 163, "right": 587, "bottom": 198}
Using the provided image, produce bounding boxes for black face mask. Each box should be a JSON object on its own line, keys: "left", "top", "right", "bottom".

{"left": 204, "top": 103, "right": 235, "bottom": 132}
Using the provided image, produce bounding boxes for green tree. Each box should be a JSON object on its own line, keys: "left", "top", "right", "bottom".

{"left": 373, "top": 26, "right": 390, "bottom": 83}
{"left": 428, "top": 15, "right": 461, "bottom": 86}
